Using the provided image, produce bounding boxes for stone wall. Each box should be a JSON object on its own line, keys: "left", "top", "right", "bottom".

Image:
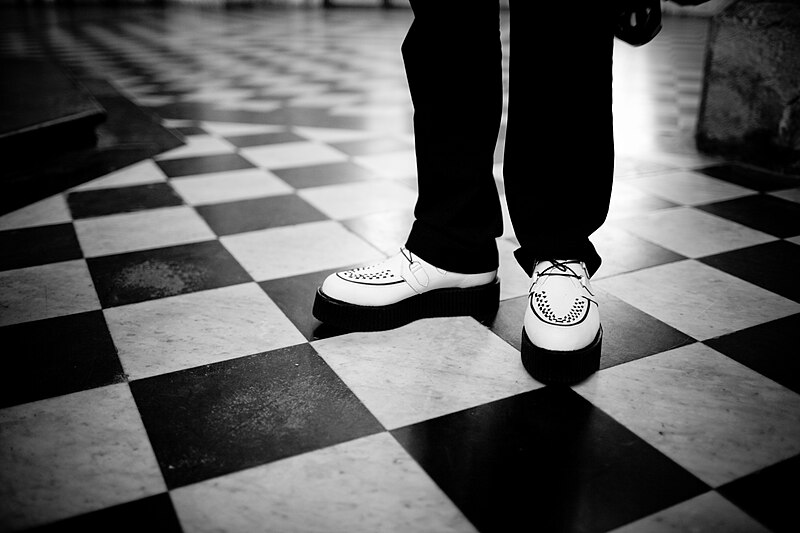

{"left": 696, "top": 0, "right": 800, "bottom": 174}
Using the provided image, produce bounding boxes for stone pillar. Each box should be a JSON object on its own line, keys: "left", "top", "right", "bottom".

{"left": 696, "top": 0, "right": 800, "bottom": 174}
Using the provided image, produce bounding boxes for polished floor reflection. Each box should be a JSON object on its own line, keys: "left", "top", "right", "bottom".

{"left": 1, "top": 5, "right": 799, "bottom": 533}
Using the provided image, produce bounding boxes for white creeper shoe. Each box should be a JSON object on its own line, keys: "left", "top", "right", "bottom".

{"left": 521, "top": 260, "right": 602, "bottom": 383}
{"left": 313, "top": 247, "right": 499, "bottom": 331}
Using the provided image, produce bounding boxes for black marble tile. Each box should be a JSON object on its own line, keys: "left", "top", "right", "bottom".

{"left": 0, "top": 310, "right": 124, "bottom": 409}
{"left": 224, "top": 130, "right": 305, "bottom": 148}
{"left": 156, "top": 153, "right": 255, "bottom": 178}
{"left": 272, "top": 161, "right": 375, "bottom": 189}
{"left": 704, "top": 313, "right": 800, "bottom": 395}
{"left": 0, "top": 223, "right": 82, "bottom": 271}
{"left": 87, "top": 240, "right": 252, "bottom": 308}
{"left": 66, "top": 182, "right": 184, "bottom": 219}
{"left": 490, "top": 290, "right": 696, "bottom": 370}
{"left": 696, "top": 195, "right": 800, "bottom": 238}
{"left": 717, "top": 454, "right": 800, "bottom": 533}
{"left": 150, "top": 101, "right": 278, "bottom": 124}
{"left": 594, "top": 287, "right": 697, "bottom": 368}
{"left": 488, "top": 296, "right": 527, "bottom": 351}
{"left": 392, "top": 387, "right": 709, "bottom": 533}
{"left": 130, "top": 343, "right": 384, "bottom": 489}
{"left": 697, "top": 163, "right": 800, "bottom": 193}
{"left": 196, "top": 194, "right": 328, "bottom": 236}
{"left": 29, "top": 493, "right": 182, "bottom": 533}
{"left": 330, "top": 137, "right": 413, "bottom": 156}
{"left": 173, "top": 125, "right": 206, "bottom": 136}
{"left": 258, "top": 266, "right": 359, "bottom": 342}
{"left": 699, "top": 240, "right": 800, "bottom": 303}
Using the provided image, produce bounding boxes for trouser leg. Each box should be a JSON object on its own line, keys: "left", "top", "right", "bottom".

{"left": 504, "top": 1, "right": 615, "bottom": 277}
{"left": 402, "top": 0, "right": 504, "bottom": 274}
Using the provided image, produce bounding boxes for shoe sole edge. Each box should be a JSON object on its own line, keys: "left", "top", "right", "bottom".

{"left": 520, "top": 327, "right": 602, "bottom": 385}
{"left": 312, "top": 279, "right": 500, "bottom": 332}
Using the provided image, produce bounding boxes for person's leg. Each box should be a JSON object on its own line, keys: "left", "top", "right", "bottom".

{"left": 504, "top": 1, "right": 615, "bottom": 278}
{"left": 403, "top": 0, "right": 504, "bottom": 274}
{"left": 504, "top": 1, "right": 615, "bottom": 383}
{"left": 312, "top": 1, "right": 504, "bottom": 331}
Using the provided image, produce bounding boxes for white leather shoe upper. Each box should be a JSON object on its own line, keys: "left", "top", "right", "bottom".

{"left": 524, "top": 260, "right": 601, "bottom": 352}
{"left": 321, "top": 248, "right": 497, "bottom": 307}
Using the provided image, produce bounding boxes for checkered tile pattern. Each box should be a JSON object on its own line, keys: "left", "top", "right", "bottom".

{"left": 1, "top": 6, "right": 799, "bottom": 533}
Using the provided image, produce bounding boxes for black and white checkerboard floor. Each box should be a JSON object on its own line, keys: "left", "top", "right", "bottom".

{"left": 2, "top": 6, "right": 800, "bottom": 532}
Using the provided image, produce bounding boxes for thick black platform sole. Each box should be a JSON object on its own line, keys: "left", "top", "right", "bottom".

{"left": 520, "top": 327, "right": 602, "bottom": 385}
{"left": 312, "top": 279, "right": 500, "bottom": 332}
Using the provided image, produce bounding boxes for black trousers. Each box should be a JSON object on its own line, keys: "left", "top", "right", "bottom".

{"left": 402, "top": 0, "right": 615, "bottom": 277}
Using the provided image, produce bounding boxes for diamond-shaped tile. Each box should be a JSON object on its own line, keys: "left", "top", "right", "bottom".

{"left": 130, "top": 343, "right": 383, "bottom": 488}
{"left": 393, "top": 386, "right": 708, "bottom": 532}
{"left": 104, "top": 283, "right": 305, "bottom": 379}
{"left": 312, "top": 316, "right": 540, "bottom": 429}
{"left": 0, "top": 384, "right": 165, "bottom": 530}
{"left": 574, "top": 343, "right": 800, "bottom": 487}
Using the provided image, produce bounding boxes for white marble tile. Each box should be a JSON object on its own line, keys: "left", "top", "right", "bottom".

{"left": 74, "top": 206, "right": 216, "bottom": 258}
{"left": 180, "top": 88, "right": 256, "bottom": 103}
{"left": 215, "top": 100, "right": 283, "bottom": 113}
{"left": 611, "top": 206, "right": 776, "bottom": 257}
{"left": 769, "top": 187, "right": 800, "bottom": 204}
{"left": 0, "top": 195, "right": 71, "bottom": 230}
{"left": 312, "top": 317, "right": 539, "bottom": 430}
{"left": 492, "top": 162, "right": 503, "bottom": 181}
{"left": 609, "top": 492, "right": 770, "bottom": 533}
{"left": 288, "top": 93, "right": 363, "bottom": 108}
{"left": 0, "top": 384, "right": 165, "bottom": 530}
{"left": 70, "top": 160, "right": 167, "bottom": 192}
{"left": 105, "top": 283, "right": 305, "bottom": 380}
{"left": 497, "top": 238, "right": 529, "bottom": 301}
{"left": 240, "top": 141, "right": 348, "bottom": 170}
{"left": 500, "top": 197, "right": 516, "bottom": 240}
{"left": 200, "top": 121, "right": 285, "bottom": 137}
{"left": 626, "top": 170, "right": 755, "bottom": 206}
{"left": 220, "top": 220, "right": 384, "bottom": 281}
{"left": 331, "top": 104, "right": 412, "bottom": 118}
{"left": 155, "top": 135, "right": 237, "bottom": 160}
{"left": 574, "top": 343, "right": 800, "bottom": 487}
{"left": 594, "top": 260, "right": 800, "bottom": 340}
{"left": 171, "top": 433, "right": 477, "bottom": 533}
{"left": 171, "top": 168, "right": 293, "bottom": 205}
{"left": 352, "top": 150, "right": 417, "bottom": 179}
{"left": 0, "top": 260, "right": 100, "bottom": 327}
{"left": 292, "top": 126, "right": 377, "bottom": 143}
{"left": 263, "top": 82, "right": 329, "bottom": 97}
{"left": 298, "top": 181, "right": 416, "bottom": 220}
{"left": 606, "top": 182, "right": 675, "bottom": 221}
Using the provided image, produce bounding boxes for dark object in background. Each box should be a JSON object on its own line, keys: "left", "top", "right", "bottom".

{"left": 614, "top": 0, "right": 662, "bottom": 46}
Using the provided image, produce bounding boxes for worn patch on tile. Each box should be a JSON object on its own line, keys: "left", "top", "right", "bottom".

{"left": 87, "top": 240, "right": 252, "bottom": 307}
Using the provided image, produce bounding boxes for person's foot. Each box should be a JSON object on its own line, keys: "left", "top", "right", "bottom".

{"left": 313, "top": 247, "right": 499, "bottom": 331}
{"left": 521, "top": 260, "right": 602, "bottom": 384}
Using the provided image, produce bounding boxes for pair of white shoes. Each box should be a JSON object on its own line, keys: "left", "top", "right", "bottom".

{"left": 313, "top": 248, "right": 602, "bottom": 384}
